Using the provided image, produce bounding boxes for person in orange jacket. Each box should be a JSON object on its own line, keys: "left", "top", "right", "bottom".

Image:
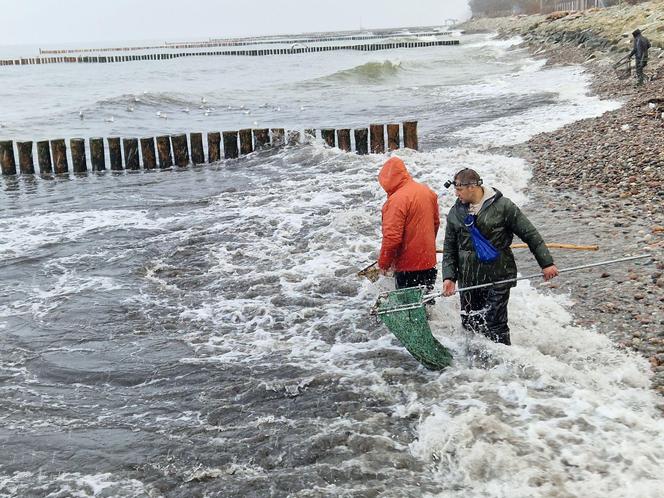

{"left": 378, "top": 157, "right": 440, "bottom": 290}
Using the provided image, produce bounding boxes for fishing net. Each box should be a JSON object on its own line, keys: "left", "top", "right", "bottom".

{"left": 375, "top": 287, "right": 452, "bottom": 370}
{"left": 614, "top": 61, "right": 631, "bottom": 80}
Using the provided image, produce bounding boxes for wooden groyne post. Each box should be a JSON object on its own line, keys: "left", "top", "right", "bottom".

{"left": 223, "top": 131, "right": 239, "bottom": 159}
{"left": 90, "top": 138, "right": 106, "bottom": 170}
{"left": 190, "top": 133, "right": 205, "bottom": 164}
{"left": 354, "top": 128, "right": 369, "bottom": 155}
{"left": 208, "top": 132, "right": 221, "bottom": 162}
{"left": 0, "top": 141, "right": 17, "bottom": 175}
{"left": 123, "top": 138, "right": 140, "bottom": 170}
{"left": 70, "top": 138, "right": 87, "bottom": 172}
{"left": 403, "top": 121, "right": 418, "bottom": 150}
{"left": 156, "top": 136, "right": 173, "bottom": 168}
{"left": 141, "top": 137, "right": 157, "bottom": 169}
{"left": 108, "top": 137, "right": 123, "bottom": 170}
{"left": 1, "top": 121, "right": 419, "bottom": 176}
{"left": 17, "top": 141, "right": 35, "bottom": 174}
{"left": 51, "top": 139, "right": 68, "bottom": 174}
{"left": 37, "top": 140, "right": 52, "bottom": 173}
{"left": 171, "top": 134, "right": 189, "bottom": 167}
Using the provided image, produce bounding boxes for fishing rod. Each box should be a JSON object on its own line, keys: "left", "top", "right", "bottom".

{"left": 374, "top": 254, "right": 652, "bottom": 315}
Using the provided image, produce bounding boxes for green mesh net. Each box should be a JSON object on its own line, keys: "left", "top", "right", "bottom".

{"left": 375, "top": 287, "right": 453, "bottom": 370}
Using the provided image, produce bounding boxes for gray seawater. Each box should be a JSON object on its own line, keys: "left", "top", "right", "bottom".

{"left": 1, "top": 32, "right": 663, "bottom": 497}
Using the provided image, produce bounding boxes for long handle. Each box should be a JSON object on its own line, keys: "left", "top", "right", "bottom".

{"left": 360, "top": 242, "right": 600, "bottom": 275}
{"left": 421, "top": 254, "right": 652, "bottom": 303}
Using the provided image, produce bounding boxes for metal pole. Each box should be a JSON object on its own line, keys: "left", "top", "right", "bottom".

{"left": 375, "top": 254, "right": 653, "bottom": 315}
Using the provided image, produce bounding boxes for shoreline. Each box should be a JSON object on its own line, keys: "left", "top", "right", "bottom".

{"left": 460, "top": 9, "right": 664, "bottom": 402}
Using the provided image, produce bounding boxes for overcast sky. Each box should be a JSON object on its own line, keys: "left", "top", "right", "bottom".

{"left": 0, "top": 0, "right": 471, "bottom": 46}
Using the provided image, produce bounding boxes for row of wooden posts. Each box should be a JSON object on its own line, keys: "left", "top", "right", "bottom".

{"left": 1, "top": 40, "right": 459, "bottom": 67}
{"left": 0, "top": 122, "right": 418, "bottom": 175}
{"left": 40, "top": 31, "right": 453, "bottom": 55}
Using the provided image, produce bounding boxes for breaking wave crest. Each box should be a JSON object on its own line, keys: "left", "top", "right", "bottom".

{"left": 322, "top": 60, "right": 404, "bottom": 83}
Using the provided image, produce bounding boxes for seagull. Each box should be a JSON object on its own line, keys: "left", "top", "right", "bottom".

{"left": 157, "top": 111, "right": 168, "bottom": 119}
{"left": 134, "top": 96, "right": 141, "bottom": 102}
{"left": 253, "top": 121, "right": 258, "bottom": 127}
{"left": 240, "top": 104, "right": 245, "bottom": 110}
{"left": 243, "top": 110, "right": 251, "bottom": 115}
{"left": 201, "top": 97, "right": 208, "bottom": 105}
{"left": 79, "top": 110, "right": 84, "bottom": 119}
{"left": 182, "top": 107, "right": 190, "bottom": 113}
{"left": 104, "top": 116, "right": 114, "bottom": 123}
{"left": 300, "top": 105, "right": 306, "bottom": 111}
{"left": 275, "top": 106, "right": 281, "bottom": 112}
{"left": 204, "top": 109, "right": 212, "bottom": 116}
{"left": 227, "top": 105, "right": 232, "bottom": 110}
{"left": 126, "top": 106, "right": 134, "bottom": 112}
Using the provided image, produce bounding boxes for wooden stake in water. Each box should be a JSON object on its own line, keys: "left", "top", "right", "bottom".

{"left": 337, "top": 129, "right": 351, "bottom": 152}
{"left": 0, "top": 140, "right": 17, "bottom": 176}
{"left": 223, "top": 131, "right": 239, "bottom": 159}
{"left": 156, "top": 136, "right": 173, "bottom": 168}
{"left": 90, "top": 138, "right": 106, "bottom": 171}
{"left": 51, "top": 139, "right": 68, "bottom": 174}
{"left": 190, "top": 133, "right": 205, "bottom": 164}
{"left": 403, "top": 121, "right": 418, "bottom": 150}
{"left": 354, "top": 128, "right": 368, "bottom": 155}
{"left": 70, "top": 138, "right": 88, "bottom": 173}
{"left": 207, "top": 132, "right": 221, "bottom": 162}
{"left": 140, "top": 137, "right": 157, "bottom": 170}
{"left": 370, "top": 124, "right": 385, "bottom": 154}
{"left": 108, "top": 137, "right": 123, "bottom": 170}
{"left": 17, "top": 141, "right": 34, "bottom": 175}
{"left": 37, "top": 140, "right": 52, "bottom": 174}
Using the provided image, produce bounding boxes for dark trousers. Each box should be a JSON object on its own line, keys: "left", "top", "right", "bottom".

{"left": 459, "top": 285, "right": 511, "bottom": 345}
{"left": 636, "top": 60, "right": 646, "bottom": 85}
{"left": 395, "top": 268, "right": 437, "bottom": 291}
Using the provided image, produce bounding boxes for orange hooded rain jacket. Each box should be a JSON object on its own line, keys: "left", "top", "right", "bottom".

{"left": 378, "top": 157, "right": 440, "bottom": 272}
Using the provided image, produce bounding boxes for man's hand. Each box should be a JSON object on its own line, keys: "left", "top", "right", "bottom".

{"left": 442, "top": 279, "right": 456, "bottom": 297}
{"left": 542, "top": 265, "right": 559, "bottom": 281}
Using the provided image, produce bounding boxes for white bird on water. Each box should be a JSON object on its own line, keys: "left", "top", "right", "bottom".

{"left": 134, "top": 96, "right": 140, "bottom": 102}
{"left": 126, "top": 105, "right": 134, "bottom": 112}
{"left": 156, "top": 111, "right": 168, "bottom": 119}
{"left": 201, "top": 97, "right": 208, "bottom": 105}
{"left": 104, "top": 116, "right": 115, "bottom": 123}
{"left": 300, "top": 105, "right": 306, "bottom": 111}
{"left": 243, "top": 110, "right": 251, "bottom": 115}
{"left": 79, "top": 110, "right": 84, "bottom": 119}
{"left": 182, "top": 107, "right": 190, "bottom": 113}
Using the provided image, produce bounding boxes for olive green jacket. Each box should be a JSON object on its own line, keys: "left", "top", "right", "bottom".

{"left": 442, "top": 189, "right": 554, "bottom": 288}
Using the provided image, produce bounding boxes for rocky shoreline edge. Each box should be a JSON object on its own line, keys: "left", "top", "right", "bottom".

{"left": 460, "top": 7, "right": 664, "bottom": 403}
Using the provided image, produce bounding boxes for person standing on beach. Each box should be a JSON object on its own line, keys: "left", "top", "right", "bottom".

{"left": 378, "top": 157, "right": 440, "bottom": 292}
{"left": 629, "top": 29, "right": 651, "bottom": 86}
{"left": 441, "top": 168, "right": 559, "bottom": 345}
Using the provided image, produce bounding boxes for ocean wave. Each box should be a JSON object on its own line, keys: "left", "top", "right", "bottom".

{"left": 320, "top": 60, "right": 405, "bottom": 84}
{"left": 95, "top": 92, "right": 201, "bottom": 109}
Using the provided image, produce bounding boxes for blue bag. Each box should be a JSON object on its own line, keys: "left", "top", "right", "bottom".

{"left": 464, "top": 214, "right": 500, "bottom": 263}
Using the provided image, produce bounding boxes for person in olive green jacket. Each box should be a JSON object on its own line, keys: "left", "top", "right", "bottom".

{"left": 441, "top": 168, "right": 559, "bottom": 345}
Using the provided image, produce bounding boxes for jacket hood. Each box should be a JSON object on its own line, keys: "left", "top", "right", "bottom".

{"left": 378, "top": 157, "right": 411, "bottom": 195}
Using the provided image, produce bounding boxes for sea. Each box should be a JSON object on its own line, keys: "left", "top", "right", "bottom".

{"left": 0, "top": 29, "right": 662, "bottom": 498}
